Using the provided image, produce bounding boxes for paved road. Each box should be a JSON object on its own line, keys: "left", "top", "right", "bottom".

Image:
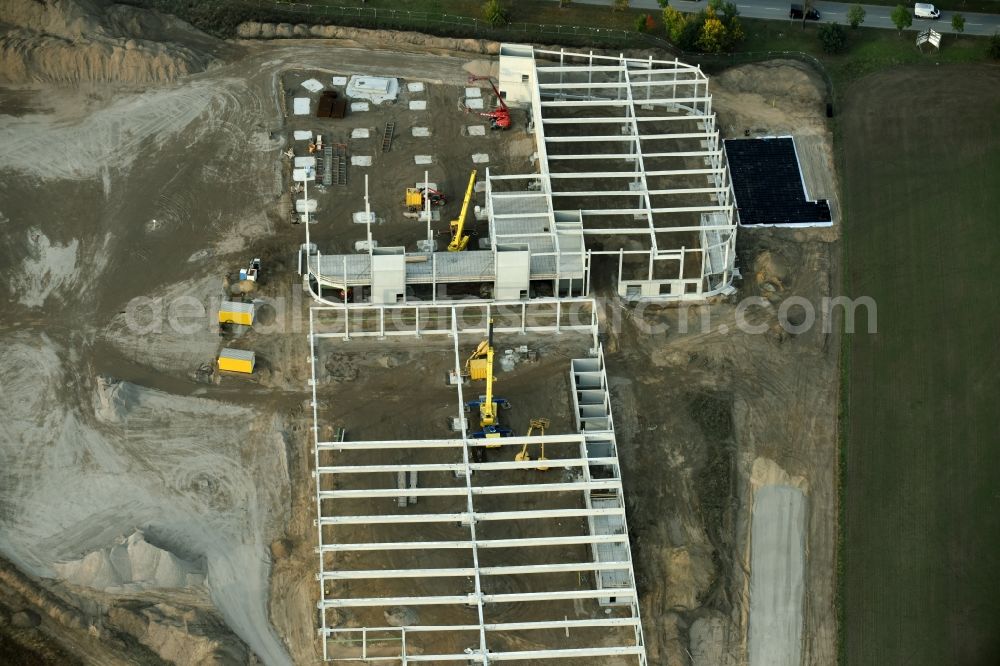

{"left": 574, "top": 0, "right": 1000, "bottom": 36}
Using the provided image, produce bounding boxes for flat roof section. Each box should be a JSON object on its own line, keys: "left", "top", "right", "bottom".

{"left": 724, "top": 137, "right": 832, "bottom": 227}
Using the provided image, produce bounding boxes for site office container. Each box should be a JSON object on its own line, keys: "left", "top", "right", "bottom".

{"left": 219, "top": 301, "right": 255, "bottom": 326}
{"left": 218, "top": 348, "right": 255, "bottom": 374}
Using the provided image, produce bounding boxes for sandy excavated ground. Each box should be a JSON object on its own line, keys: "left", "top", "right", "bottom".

{"left": 0, "top": 5, "right": 839, "bottom": 664}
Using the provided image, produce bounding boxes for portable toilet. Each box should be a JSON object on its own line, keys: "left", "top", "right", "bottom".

{"left": 217, "top": 348, "right": 255, "bottom": 374}
{"left": 219, "top": 301, "right": 255, "bottom": 326}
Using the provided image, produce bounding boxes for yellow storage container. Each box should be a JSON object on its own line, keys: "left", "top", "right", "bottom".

{"left": 219, "top": 301, "right": 255, "bottom": 326}
{"left": 218, "top": 348, "right": 255, "bottom": 374}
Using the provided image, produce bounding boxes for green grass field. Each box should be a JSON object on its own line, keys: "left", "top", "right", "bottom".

{"left": 840, "top": 64, "right": 1000, "bottom": 665}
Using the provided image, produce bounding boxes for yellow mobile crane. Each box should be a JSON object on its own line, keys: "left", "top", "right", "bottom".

{"left": 447, "top": 169, "right": 478, "bottom": 252}
{"left": 515, "top": 418, "right": 550, "bottom": 471}
{"left": 465, "top": 318, "right": 511, "bottom": 443}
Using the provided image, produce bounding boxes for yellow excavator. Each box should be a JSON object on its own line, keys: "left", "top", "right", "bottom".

{"left": 515, "top": 418, "right": 550, "bottom": 471}
{"left": 465, "top": 318, "right": 511, "bottom": 444}
{"left": 447, "top": 169, "right": 477, "bottom": 252}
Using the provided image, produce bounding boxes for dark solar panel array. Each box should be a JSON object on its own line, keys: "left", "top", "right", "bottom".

{"left": 724, "top": 137, "right": 832, "bottom": 226}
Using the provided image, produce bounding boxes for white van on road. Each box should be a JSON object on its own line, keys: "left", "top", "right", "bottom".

{"left": 914, "top": 3, "right": 941, "bottom": 18}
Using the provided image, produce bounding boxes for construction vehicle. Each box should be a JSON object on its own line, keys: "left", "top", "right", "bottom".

{"left": 515, "top": 418, "right": 551, "bottom": 471}
{"left": 447, "top": 170, "right": 477, "bottom": 252}
{"left": 465, "top": 318, "right": 511, "bottom": 443}
{"left": 240, "top": 258, "right": 261, "bottom": 283}
{"left": 466, "top": 76, "right": 511, "bottom": 130}
{"left": 405, "top": 186, "right": 447, "bottom": 213}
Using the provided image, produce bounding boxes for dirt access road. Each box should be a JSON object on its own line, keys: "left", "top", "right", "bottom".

{"left": 0, "top": 9, "right": 840, "bottom": 664}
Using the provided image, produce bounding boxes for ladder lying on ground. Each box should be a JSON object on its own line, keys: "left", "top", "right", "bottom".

{"left": 381, "top": 121, "right": 395, "bottom": 152}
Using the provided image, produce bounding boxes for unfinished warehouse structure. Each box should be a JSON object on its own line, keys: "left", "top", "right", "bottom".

{"left": 492, "top": 44, "right": 738, "bottom": 300}
{"left": 299, "top": 45, "right": 736, "bottom": 304}
{"left": 308, "top": 299, "right": 647, "bottom": 664}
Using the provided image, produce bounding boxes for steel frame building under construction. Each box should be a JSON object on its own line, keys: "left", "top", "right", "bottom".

{"left": 300, "top": 46, "right": 745, "bottom": 664}
{"left": 303, "top": 45, "right": 737, "bottom": 305}
{"left": 308, "top": 299, "right": 646, "bottom": 664}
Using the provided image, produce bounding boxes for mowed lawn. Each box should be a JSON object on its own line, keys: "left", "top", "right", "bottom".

{"left": 841, "top": 65, "right": 1000, "bottom": 665}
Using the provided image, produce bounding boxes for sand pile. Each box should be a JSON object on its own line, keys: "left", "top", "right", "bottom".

{"left": 55, "top": 531, "right": 205, "bottom": 592}
{"left": 713, "top": 60, "right": 824, "bottom": 106}
{"left": 710, "top": 60, "right": 827, "bottom": 137}
{"left": 0, "top": 0, "right": 217, "bottom": 84}
{"left": 237, "top": 21, "right": 499, "bottom": 55}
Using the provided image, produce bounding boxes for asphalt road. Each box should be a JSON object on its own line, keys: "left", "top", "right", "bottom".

{"left": 574, "top": 0, "right": 1000, "bottom": 36}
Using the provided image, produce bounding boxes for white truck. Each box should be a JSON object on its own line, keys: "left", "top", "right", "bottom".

{"left": 914, "top": 3, "right": 941, "bottom": 19}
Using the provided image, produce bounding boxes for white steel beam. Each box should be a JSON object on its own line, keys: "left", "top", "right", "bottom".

{"left": 541, "top": 116, "right": 694, "bottom": 124}
{"left": 404, "top": 646, "right": 645, "bottom": 662}
{"left": 540, "top": 97, "right": 710, "bottom": 107}
{"left": 482, "top": 589, "right": 635, "bottom": 603}
{"left": 319, "top": 534, "right": 630, "bottom": 552}
{"left": 318, "top": 434, "right": 587, "bottom": 451}
{"left": 546, "top": 189, "right": 722, "bottom": 198}
{"left": 543, "top": 132, "right": 711, "bottom": 143}
{"left": 319, "top": 480, "right": 621, "bottom": 500}
{"left": 485, "top": 618, "right": 640, "bottom": 631}
{"left": 317, "top": 456, "right": 618, "bottom": 474}
{"left": 483, "top": 647, "right": 646, "bottom": 661}
{"left": 321, "top": 562, "right": 630, "bottom": 580}
{"left": 322, "top": 568, "right": 474, "bottom": 580}
{"left": 319, "top": 588, "right": 636, "bottom": 609}
{"left": 321, "top": 595, "right": 473, "bottom": 608}
{"left": 319, "top": 507, "right": 623, "bottom": 525}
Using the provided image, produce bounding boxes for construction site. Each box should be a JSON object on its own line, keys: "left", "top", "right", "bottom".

{"left": 282, "top": 45, "right": 742, "bottom": 663}
{"left": 0, "top": 2, "right": 842, "bottom": 665}
{"left": 290, "top": 46, "right": 737, "bottom": 306}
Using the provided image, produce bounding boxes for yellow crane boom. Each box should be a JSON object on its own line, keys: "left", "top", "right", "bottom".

{"left": 448, "top": 169, "right": 478, "bottom": 252}
{"left": 467, "top": 319, "right": 497, "bottom": 426}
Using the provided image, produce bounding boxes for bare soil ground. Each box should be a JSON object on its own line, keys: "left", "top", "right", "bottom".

{"left": 600, "top": 59, "right": 841, "bottom": 666}
{"left": 0, "top": 8, "right": 840, "bottom": 664}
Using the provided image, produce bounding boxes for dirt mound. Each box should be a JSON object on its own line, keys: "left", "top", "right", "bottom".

{"left": 0, "top": 0, "right": 217, "bottom": 84}
{"left": 108, "top": 601, "right": 251, "bottom": 665}
{"left": 54, "top": 531, "right": 205, "bottom": 592}
{"left": 711, "top": 60, "right": 827, "bottom": 138}
{"left": 236, "top": 21, "right": 499, "bottom": 56}
{"left": 714, "top": 60, "right": 824, "bottom": 106}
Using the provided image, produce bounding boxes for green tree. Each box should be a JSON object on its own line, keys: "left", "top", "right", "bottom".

{"left": 818, "top": 21, "right": 847, "bottom": 52}
{"left": 663, "top": 6, "right": 690, "bottom": 44}
{"left": 989, "top": 33, "right": 1000, "bottom": 59}
{"left": 890, "top": 5, "right": 912, "bottom": 35}
{"left": 697, "top": 14, "right": 728, "bottom": 53}
{"left": 725, "top": 14, "right": 745, "bottom": 49}
{"left": 709, "top": 0, "right": 740, "bottom": 23}
{"left": 951, "top": 13, "right": 965, "bottom": 39}
{"left": 613, "top": 0, "right": 630, "bottom": 11}
{"left": 482, "top": 0, "right": 509, "bottom": 27}
{"left": 847, "top": 4, "right": 865, "bottom": 28}
{"left": 657, "top": 0, "right": 670, "bottom": 7}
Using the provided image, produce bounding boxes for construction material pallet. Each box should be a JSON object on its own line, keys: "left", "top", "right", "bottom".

{"left": 322, "top": 145, "right": 333, "bottom": 186}
{"left": 330, "top": 143, "right": 347, "bottom": 186}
